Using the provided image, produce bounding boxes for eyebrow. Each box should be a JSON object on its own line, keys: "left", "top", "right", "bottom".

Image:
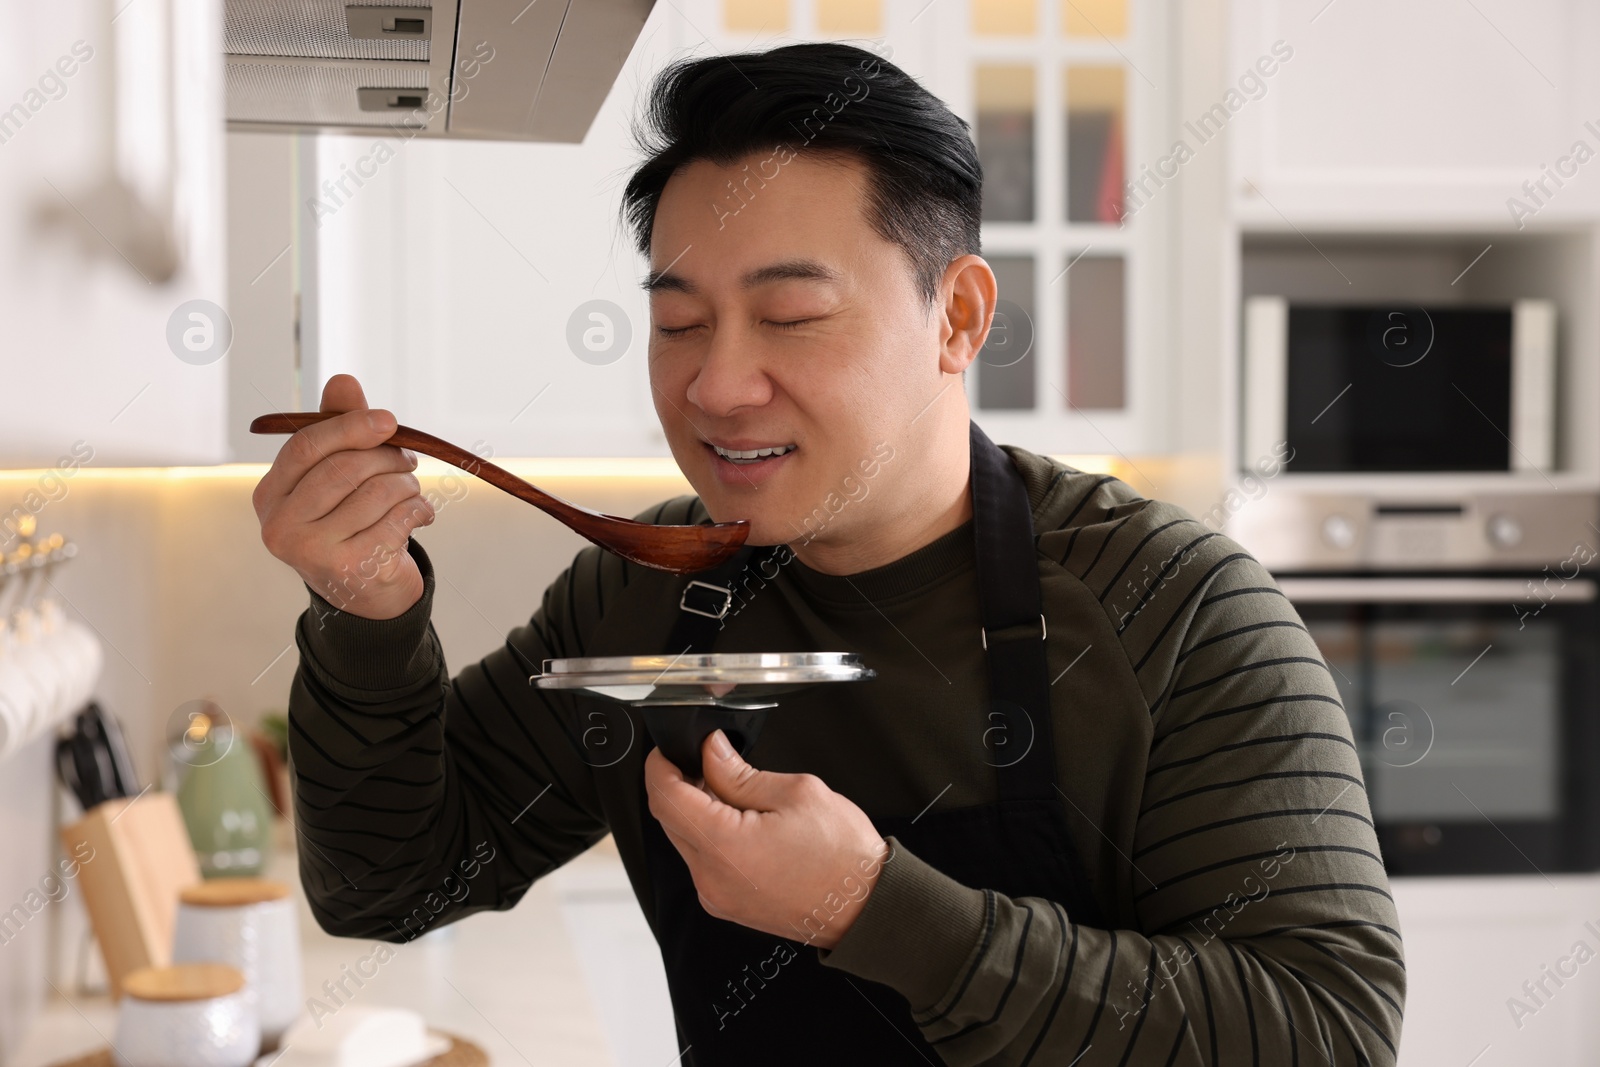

{"left": 642, "top": 258, "right": 843, "bottom": 295}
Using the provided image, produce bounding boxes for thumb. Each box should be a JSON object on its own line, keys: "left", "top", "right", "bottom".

{"left": 699, "top": 729, "right": 777, "bottom": 810}
{"left": 320, "top": 373, "right": 369, "bottom": 414}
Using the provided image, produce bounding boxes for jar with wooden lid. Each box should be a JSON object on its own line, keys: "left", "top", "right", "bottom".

{"left": 112, "top": 962, "right": 259, "bottom": 1067}
{"left": 173, "top": 878, "right": 303, "bottom": 1051}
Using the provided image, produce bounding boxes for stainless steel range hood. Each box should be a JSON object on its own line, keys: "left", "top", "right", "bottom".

{"left": 225, "top": 0, "right": 656, "bottom": 142}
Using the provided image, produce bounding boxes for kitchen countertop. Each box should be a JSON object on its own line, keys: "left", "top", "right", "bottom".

{"left": 8, "top": 822, "right": 679, "bottom": 1067}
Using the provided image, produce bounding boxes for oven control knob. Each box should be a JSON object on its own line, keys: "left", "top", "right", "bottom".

{"left": 1321, "top": 514, "right": 1356, "bottom": 550}
{"left": 1486, "top": 513, "right": 1523, "bottom": 549}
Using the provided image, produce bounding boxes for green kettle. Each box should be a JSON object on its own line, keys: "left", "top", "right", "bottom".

{"left": 171, "top": 703, "right": 273, "bottom": 878}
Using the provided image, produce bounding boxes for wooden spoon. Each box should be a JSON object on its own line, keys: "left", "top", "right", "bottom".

{"left": 250, "top": 412, "right": 749, "bottom": 575}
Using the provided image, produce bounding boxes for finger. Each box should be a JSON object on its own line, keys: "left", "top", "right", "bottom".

{"left": 659, "top": 819, "right": 703, "bottom": 860}
{"left": 261, "top": 372, "right": 374, "bottom": 509}
{"left": 312, "top": 470, "right": 430, "bottom": 544}
{"left": 254, "top": 405, "right": 398, "bottom": 516}
{"left": 648, "top": 794, "right": 707, "bottom": 862}
{"left": 318, "top": 376, "right": 417, "bottom": 466}
{"left": 320, "top": 373, "right": 368, "bottom": 414}
{"left": 318, "top": 494, "right": 437, "bottom": 594}
{"left": 277, "top": 444, "right": 418, "bottom": 528}
{"left": 645, "top": 748, "right": 732, "bottom": 840}
{"left": 644, "top": 746, "right": 690, "bottom": 821}
{"left": 699, "top": 731, "right": 783, "bottom": 813}
{"left": 644, "top": 745, "right": 685, "bottom": 789}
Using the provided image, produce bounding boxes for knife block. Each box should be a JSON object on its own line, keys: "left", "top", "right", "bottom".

{"left": 59, "top": 791, "right": 201, "bottom": 999}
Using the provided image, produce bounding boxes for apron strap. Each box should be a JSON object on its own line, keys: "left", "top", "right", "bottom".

{"left": 664, "top": 545, "right": 766, "bottom": 654}
{"left": 969, "top": 420, "right": 1057, "bottom": 804}
{"left": 647, "top": 543, "right": 780, "bottom": 776}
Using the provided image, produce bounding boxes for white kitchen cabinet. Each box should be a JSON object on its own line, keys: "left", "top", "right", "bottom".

{"left": 0, "top": 1, "right": 229, "bottom": 469}
{"left": 1228, "top": 0, "right": 1600, "bottom": 227}
{"left": 1392, "top": 875, "right": 1600, "bottom": 1066}
{"left": 312, "top": 129, "right": 666, "bottom": 459}
{"left": 311, "top": 0, "right": 1185, "bottom": 458}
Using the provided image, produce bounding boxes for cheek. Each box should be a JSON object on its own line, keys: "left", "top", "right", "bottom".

{"left": 648, "top": 349, "right": 696, "bottom": 410}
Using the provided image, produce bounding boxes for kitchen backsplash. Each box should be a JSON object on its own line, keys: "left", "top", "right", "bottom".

{"left": 0, "top": 466, "right": 719, "bottom": 794}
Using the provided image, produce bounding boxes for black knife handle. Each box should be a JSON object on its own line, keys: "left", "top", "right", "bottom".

{"left": 86, "top": 702, "right": 139, "bottom": 798}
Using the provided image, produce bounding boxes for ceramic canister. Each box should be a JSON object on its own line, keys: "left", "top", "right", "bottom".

{"left": 172, "top": 878, "right": 304, "bottom": 1050}
{"left": 113, "top": 963, "right": 259, "bottom": 1067}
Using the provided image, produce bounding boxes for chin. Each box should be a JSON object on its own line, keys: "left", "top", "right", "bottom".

{"left": 692, "top": 482, "right": 811, "bottom": 546}
{"left": 685, "top": 451, "right": 807, "bottom": 541}
{"left": 694, "top": 499, "right": 792, "bottom": 549}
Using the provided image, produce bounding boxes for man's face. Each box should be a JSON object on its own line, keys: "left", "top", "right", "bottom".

{"left": 646, "top": 151, "right": 960, "bottom": 548}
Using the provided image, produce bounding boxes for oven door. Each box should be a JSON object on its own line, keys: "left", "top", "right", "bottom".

{"left": 1279, "top": 573, "right": 1600, "bottom": 876}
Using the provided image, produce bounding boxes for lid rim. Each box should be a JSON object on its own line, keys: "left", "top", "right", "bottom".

{"left": 122, "top": 962, "right": 245, "bottom": 1002}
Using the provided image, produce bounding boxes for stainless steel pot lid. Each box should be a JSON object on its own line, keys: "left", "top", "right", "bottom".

{"left": 533, "top": 652, "right": 875, "bottom": 708}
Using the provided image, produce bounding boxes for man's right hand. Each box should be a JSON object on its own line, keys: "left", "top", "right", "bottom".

{"left": 253, "top": 374, "right": 436, "bottom": 620}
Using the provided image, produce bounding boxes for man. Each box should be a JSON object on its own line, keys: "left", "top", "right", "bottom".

{"left": 254, "top": 42, "right": 1403, "bottom": 1066}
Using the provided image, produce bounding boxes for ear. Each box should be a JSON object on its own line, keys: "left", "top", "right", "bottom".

{"left": 937, "top": 255, "right": 998, "bottom": 377}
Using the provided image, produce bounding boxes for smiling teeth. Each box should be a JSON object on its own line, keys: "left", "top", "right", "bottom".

{"left": 713, "top": 444, "right": 795, "bottom": 460}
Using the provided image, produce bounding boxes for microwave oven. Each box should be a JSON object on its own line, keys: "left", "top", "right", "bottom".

{"left": 1242, "top": 297, "right": 1557, "bottom": 475}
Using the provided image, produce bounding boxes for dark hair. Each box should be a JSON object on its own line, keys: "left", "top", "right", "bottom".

{"left": 620, "top": 41, "right": 982, "bottom": 308}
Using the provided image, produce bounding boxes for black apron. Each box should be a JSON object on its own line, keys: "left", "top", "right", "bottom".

{"left": 636, "top": 421, "right": 1105, "bottom": 1065}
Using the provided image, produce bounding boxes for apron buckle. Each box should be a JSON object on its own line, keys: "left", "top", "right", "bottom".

{"left": 981, "top": 613, "right": 1046, "bottom": 650}
{"left": 679, "top": 578, "right": 735, "bottom": 619}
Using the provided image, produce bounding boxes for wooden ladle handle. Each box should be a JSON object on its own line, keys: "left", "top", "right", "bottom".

{"left": 249, "top": 411, "right": 750, "bottom": 575}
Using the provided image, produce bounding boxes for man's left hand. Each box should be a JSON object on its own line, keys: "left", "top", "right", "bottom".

{"left": 644, "top": 729, "right": 889, "bottom": 951}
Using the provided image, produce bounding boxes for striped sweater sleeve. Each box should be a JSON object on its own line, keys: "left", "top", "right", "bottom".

{"left": 285, "top": 535, "right": 613, "bottom": 940}
{"left": 819, "top": 519, "right": 1405, "bottom": 1065}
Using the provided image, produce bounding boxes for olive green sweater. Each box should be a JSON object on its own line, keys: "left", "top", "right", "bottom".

{"left": 285, "top": 445, "right": 1404, "bottom": 1065}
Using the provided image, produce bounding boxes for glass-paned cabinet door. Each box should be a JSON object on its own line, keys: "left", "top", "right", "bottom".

{"left": 708, "top": 0, "right": 895, "bottom": 37}
{"left": 977, "top": 65, "right": 1037, "bottom": 223}
{"left": 722, "top": 0, "right": 789, "bottom": 31}
{"left": 1066, "top": 252, "right": 1126, "bottom": 408}
{"left": 979, "top": 256, "right": 1038, "bottom": 409}
{"left": 1064, "top": 65, "right": 1126, "bottom": 223}
{"left": 721, "top": 0, "right": 892, "bottom": 33}
{"left": 942, "top": 0, "right": 1171, "bottom": 456}
{"left": 974, "top": 0, "right": 1037, "bottom": 35}
{"left": 1064, "top": 0, "right": 1129, "bottom": 38}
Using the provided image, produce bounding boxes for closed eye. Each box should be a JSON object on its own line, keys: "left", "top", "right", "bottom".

{"left": 658, "top": 319, "right": 812, "bottom": 337}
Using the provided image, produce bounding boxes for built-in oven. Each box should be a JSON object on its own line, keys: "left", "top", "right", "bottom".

{"left": 1279, "top": 570, "right": 1600, "bottom": 876}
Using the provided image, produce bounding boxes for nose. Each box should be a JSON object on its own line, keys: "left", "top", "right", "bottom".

{"left": 684, "top": 327, "right": 774, "bottom": 417}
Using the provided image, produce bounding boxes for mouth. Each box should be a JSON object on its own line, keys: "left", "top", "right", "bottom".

{"left": 701, "top": 438, "right": 798, "bottom": 486}
{"left": 703, "top": 440, "right": 798, "bottom": 466}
